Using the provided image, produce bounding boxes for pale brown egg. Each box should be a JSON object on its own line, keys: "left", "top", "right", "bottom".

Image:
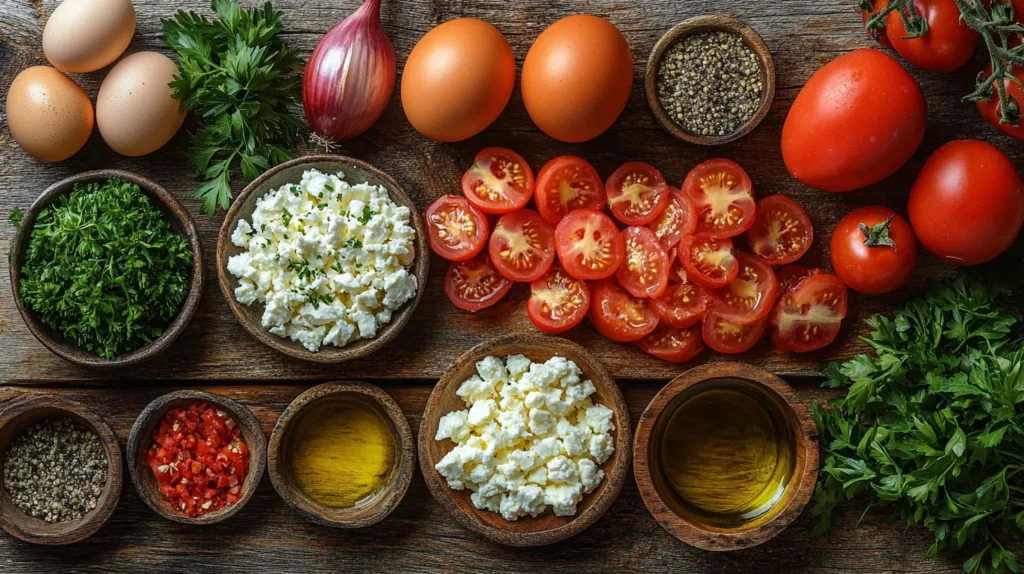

{"left": 401, "top": 18, "right": 515, "bottom": 142}
{"left": 43, "top": 0, "right": 136, "bottom": 73}
{"left": 96, "top": 51, "right": 186, "bottom": 157}
{"left": 5, "top": 66, "right": 94, "bottom": 162}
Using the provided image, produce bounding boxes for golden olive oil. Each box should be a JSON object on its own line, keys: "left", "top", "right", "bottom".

{"left": 653, "top": 379, "right": 796, "bottom": 528}
{"left": 288, "top": 397, "right": 396, "bottom": 508}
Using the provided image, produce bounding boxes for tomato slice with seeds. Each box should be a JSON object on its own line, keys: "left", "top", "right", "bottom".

{"left": 554, "top": 209, "right": 625, "bottom": 281}
{"left": 488, "top": 209, "right": 556, "bottom": 282}
{"left": 424, "top": 195, "right": 489, "bottom": 261}
{"left": 702, "top": 311, "right": 767, "bottom": 354}
{"left": 770, "top": 274, "right": 848, "bottom": 353}
{"left": 707, "top": 252, "right": 778, "bottom": 323}
{"left": 647, "top": 187, "right": 697, "bottom": 248}
{"left": 527, "top": 265, "right": 590, "bottom": 334}
{"left": 461, "top": 147, "right": 534, "bottom": 214}
{"left": 534, "top": 156, "right": 607, "bottom": 224}
{"left": 444, "top": 253, "right": 513, "bottom": 312}
{"left": 615, "top": 226, "right": 669, "bottom": 299}
{"left": 650, "top": 269, "right": 709, "bottom": 328}
{"left": 588, "top": 278, "right": 660, "bottom": 342}
{"left": 606, "top": 162, "right": 670, "bottom": 226}
{"left": 678, "top": 235, "right": 738, "bottom": 288}
{"left": 636, "top": 324, "right": 704, "bottom": 363}
{"left": 682, "top": 158, "right": 756, "bottom": 238}
{"left": 774, "top": 265, "right": 811, "bottom": 297}
{"left": 746, "top": 194, "right": 813, "bottom": 267}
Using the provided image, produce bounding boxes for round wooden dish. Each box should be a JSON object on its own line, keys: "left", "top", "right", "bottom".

{"left": 216, "top": 155, "right": 429, "bottom": 364}
{"left": 0, "top": 394, "right": 122, "bottom": 544}
{"left": 419, "top": 334, "right": 632, "bottom": 547}
{"left": 633, "top": 362, "right": 818, "bottom": 551}
{"left": 645, "top": 15, "right": 776, "bottom": 145}
{"left": 8, "top": 170, "right": 204, "bottom": 367}
{"left": 267, "top": 381, "right": 415, "bottom": 528}
{"left": 126, "top": 390, "right": 266, "bottom": 525}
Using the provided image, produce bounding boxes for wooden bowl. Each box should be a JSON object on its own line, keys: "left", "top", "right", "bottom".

{"left": 267, "top": 381, "right": 415, "bottom": 528}
{"left": 0, "top": 394, "right": 122, "bottom": 544}
{"left": 127, "top": 390, "right": 266, "bottom": 525}
{"left": 419, "top": 334, "right": 632, "bottom": 547}
{"left": 633, "top": 362, "right": 818, "bottom": 551}
{"left": 645, "top": 15, "right": 776, "bottom": 145}
{"left": 8, "top": 170, "right": 204, "bottom": 367}
{"left": 216, "top": 154, "right": 429, "bottom": 364}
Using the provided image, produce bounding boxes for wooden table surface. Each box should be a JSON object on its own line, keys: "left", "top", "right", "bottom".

{"left": 1, "top": 0, "right": 1020, "bottom": 571}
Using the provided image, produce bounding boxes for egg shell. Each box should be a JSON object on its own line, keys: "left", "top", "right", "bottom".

{"left": 401, "top": 18, "right": 515, "bottom": 142}
{"left": 522, "top": 15, "right": 633, "bottom": 143}
{"left": 96, "top": 51, "right": 186, "bottom": 157}
{"left": 5, "top": 66, "right": 94, "bottom": 162}
{"left": 43, "top": 0, "right": 136, "bottom": 73}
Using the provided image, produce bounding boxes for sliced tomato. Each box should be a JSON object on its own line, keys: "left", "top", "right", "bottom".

{"left": 774, "top": 265, "right": 811, "bottom": 297}
{"left": 527, "top": 266, "right": 590, "bottom": 334}
{"left": 679, "top": 235, "right": 738, "bottom": 288}
{"left": 702, "top": 311, "right": 767, "bottom": 354}
{"left": 647, "top": 187, "right": 697, "bottom": 248}
{"left": 605, "top": 162, "right": 670, "bottom": 225}
{"left": 488, "top": 209, "right": 555, "bottom": 282}
{"left": 554, "top": 209, "right": 625, "bottom": 281}
{"left": 770, "top": 273, "right": 848, "bottom": 353}
{"left": 746, "top": 194, "right": 813, "bottom": 267}
{"left": 636, "top": 324, "right": 704, "bottom": 363}
{"left": 444, "top": 253, "right": 513, "bottom": 312}
{"left": 682, "top": 158, "right": 756, "bottom": 238}
{"left": 588, "top": 277, "right": 660, "bottom": 342}
{"left": 615, "top": 226, "right": 669, "bottom": 299}
{"left": 707, "top": 252, "right": 778, "bottom": 323}
{"left": 461, "top": 147, "right": 534, "bottom": 214}
{"left": 534, "top": 156, "right": 607, "bottom": 224}
{"left": 424, "top": 195, "right": 489, "bottom": 261}
{"left": 650, "top": 270, "right": 709, "bottom": 328}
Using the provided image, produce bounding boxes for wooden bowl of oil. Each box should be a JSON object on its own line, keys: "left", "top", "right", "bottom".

{"left": 633, "top": 362, "right": 818, "bottom": 551}
{"left": 267, "top": 382, "right": 415, "bottom": 528}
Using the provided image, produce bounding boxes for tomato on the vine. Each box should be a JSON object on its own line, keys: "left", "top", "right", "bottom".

{"left": 770, "top": 274, "right": 849, "bottom": 353}
{"left": 707, "top": 252, "right": 778, "bottom": 323}
{"left": 616, "top": 226, "right": 670, "bottom": 299}
{"left": 527, "top": 266, "right": 590, "bottom": 334}
{"left": 977, "top": 64, "right": 1024, "bottom": 141}
{"left": 885, "top": 0, "right": 977, "bottom": 73}
{"left": 746, "top": 194, "right": 813, "bottom": 267}
{"left": 588, "top": 277, "right": 660, "bottom": 342}
{"left": 554, "top": 209, "right": 625, "bottom": 281}
{"left": 702, "top": 311, "right": 767, "bottom": 354}
{"left": 860, "top": 0, "right": 894, "bottom": 49}
{"left": 678, "top": 235, "right": 738, "bottom": 288}
{"left": 488, "top": 209, "right": 555, "bottom": 282}
{"left": 534, "top": 156, "right": 606, "bottom": 224}
{"left": 444, "top": 253, "right": 513, "bottom": 312}
{"left": 461, "top": 147, "right": 534, "bottom": 214}
{"left": 831, "top": 206, "right": 917, "bottom": 294}
{"left": 605, "top": 162, "right": 670, "bottom": 226}
{"left": 682, "top": 158, "right": 756, "bottom": 238}
{"left": 424, "top": 195, "right": 489, "bottom": 261}
{"left": 636, "top": 324, "right": 703, "bottom": 363}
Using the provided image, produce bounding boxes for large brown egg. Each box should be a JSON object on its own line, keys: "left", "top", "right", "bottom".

{"left": 522, "top": 15, "right": 633, "bottom": 143}
{"left": 43, "top": 0, "right": 136, "bottom": 73}
{"left": 401, "top": 18, "right": 515, "bottom": 142}
{"left": 96, "top": 51, "right": 186, "bottom": 156}
{"left": 5, "top": 66, "right": 94, "bottom": 162}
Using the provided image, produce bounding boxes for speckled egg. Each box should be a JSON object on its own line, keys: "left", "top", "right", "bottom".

{"left": 5, "top": 66, "right": 94, "bottom": 162}
{"left": 96, "top": 51, "right": 186, "bottom": 157}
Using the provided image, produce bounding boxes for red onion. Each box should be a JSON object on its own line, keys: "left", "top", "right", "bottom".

{"left": 302, "top": 0, "right": 395, "bottom": 144}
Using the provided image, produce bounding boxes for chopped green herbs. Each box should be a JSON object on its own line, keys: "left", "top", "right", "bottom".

{"left": 357, "top": 206, "right": 376, "bottom": 225}
{"left": 287, "top": 259, "right": 323, "bottom": 281}
{"left": 345, "top": 238, "right": 363, "bottom": 249}
{"left": 9, "top": 207, "right": 23, "bottom": 227}
{"left": 18, "top": 179, "right": 193, "bottom": 359}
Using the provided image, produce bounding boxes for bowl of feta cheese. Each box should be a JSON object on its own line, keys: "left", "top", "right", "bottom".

{"left": 419, "top": 334, "right": 631, "bottom": 547}
{"left": 216, "top": 155, "right": 428, "bottom": 363}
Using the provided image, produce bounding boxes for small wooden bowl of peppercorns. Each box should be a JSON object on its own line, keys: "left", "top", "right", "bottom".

{"left": 0, "top": 393, "right": 123, "bottom": 545}
{"left": 127, "top": 390, "right": 267, "bottom": 525}
{"left": 645, "top": 15, "right": 776, "bottom": 146}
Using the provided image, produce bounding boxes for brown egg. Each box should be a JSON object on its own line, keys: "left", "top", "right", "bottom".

{"left": 401, "top": 18, "right": 515, "bottom": 142}
{"left": 96, "top": 51, "right": 186, "bottom": 157}
{"left": 43, "top": 0, "right": 136, "bottom": 73}
{"left": 522, "top": 15, "right": 633, "bottom": 143}
{"left": 5, "top": 66, "right": 94, "bottom": 162}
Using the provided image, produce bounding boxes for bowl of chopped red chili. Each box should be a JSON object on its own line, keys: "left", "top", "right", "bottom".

{"left": 127, "top": 390, "right": 266, "bottom": 525}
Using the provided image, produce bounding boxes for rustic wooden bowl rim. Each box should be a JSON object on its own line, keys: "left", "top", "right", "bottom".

{"left": 126, "top": 390, "right": 267, "bottom": 525}
{"left": 418, "top": 334, "right": 632, "bottom": 547}
{"left": 215, "top": 154, "right": 429, "bottom": 364}
{"left": 267, "top": 381, "right": 415, "bottom": 529}
{"left": 8, "top": 169, "right": 204, "bottom": 368}
{"left": 0, "top": 394, "right": 123, "bottom": 544}
{"left": 644, "top": 14, "right": 776, "bottom": 146}
{"left": 632, "top": 362, "right": 818, "bottom": 551}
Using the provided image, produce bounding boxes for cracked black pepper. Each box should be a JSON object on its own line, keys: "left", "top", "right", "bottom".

{"left": 3, "top": 417, "right": 108, "bottom": 523}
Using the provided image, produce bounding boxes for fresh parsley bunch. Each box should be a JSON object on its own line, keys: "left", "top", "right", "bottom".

{"left": 812, "top": 273, "right": 1023, "bottom": 574}
{"left": 19, "top": 180, "right": 193, "bottom": 359}
{"left": 162, "top": 0, "right": 303, "bottom": 216}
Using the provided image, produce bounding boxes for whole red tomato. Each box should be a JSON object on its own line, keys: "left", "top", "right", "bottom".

{"left": 860, "top": 0, "right": 894, "bottom": 49}
{"left": 977, "top": 65, "right": 1024, "bottom": 141}
{"left": 885, "top": 0, "right": 977, "bottom": 73}
{"left": 830, "top": 206, "right": 918, "bottom": 294}
{"left": 909, "top": 140, "right": 1024, "bottom": 265}
{"left": 782, "top": 49, "right": 927, "bottom": 192}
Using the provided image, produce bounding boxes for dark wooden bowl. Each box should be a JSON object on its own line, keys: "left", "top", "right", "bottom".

{"left": 8, "top": 169, "right": 204, "bottom": 367}
{"left": 645, "top": 15, "right": 776, "bottom": 146}
{"left": 0, "top": 394, "right": 122, "bottom": 544}
{"left": 126, "top": 390, "right": 267, "bottom": 525}
{"left": 419, "top": 334, "right": 632, "bottom": 547}
{"left": 216, "top": 154, "right": 429, "bottom": 364}
{"left": 633, "top": 362, "right": 818, "bottom": 551}
{"left": 267, "top": 381, "right": 415, "bottom": 528}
